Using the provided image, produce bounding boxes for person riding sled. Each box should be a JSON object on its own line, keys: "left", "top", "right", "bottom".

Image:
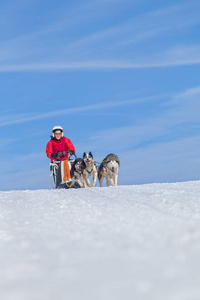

{"left": 46, "top": 125, "right": 76, "bottom": 188}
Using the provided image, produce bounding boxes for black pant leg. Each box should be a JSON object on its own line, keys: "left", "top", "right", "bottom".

{"left": 53, "top": 163, "right": 62, "bottom": 188}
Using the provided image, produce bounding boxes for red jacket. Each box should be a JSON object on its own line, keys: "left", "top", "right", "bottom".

{"left": 46, "top": 137, "right": 75, "bottom": 161}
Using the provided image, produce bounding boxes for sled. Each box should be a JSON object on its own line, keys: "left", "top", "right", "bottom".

{"left": 49, "top": 151, "right": 81, "bottom": 189}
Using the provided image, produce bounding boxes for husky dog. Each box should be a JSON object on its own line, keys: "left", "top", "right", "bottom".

{"left": 98, "top": 154, "right": 120, "bottom": 187}
{"left": 82, "top": 152, "right": 97, "bottom": 188}
{"left": 70, "top": 158, "right": 84, "bottom": 188}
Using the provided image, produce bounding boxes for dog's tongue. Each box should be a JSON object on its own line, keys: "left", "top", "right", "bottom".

{"left": 86, "top": 160, "right": 90, "bottom": 165}
{"left": 112, "top": 169, "right": 116, "bottom": 173}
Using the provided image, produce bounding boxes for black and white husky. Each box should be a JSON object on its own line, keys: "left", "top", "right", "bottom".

{"left": 82, "top": 152, "right": 97, "bottom": 188}
{"left": 98, "top": 154, "right": 120, "bottom": 187}
{"left": 70, "top": 158, "right": 84, "bottom": 188}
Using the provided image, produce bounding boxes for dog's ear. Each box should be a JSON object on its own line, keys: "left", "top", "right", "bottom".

{"left": 83, "top": 152, "right": 86, "bottom": 157}
{"left": 89, "top": 152, "right": 93, "bottom": 158}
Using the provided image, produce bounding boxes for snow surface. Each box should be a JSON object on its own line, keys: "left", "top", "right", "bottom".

{"left": 1, "top": 181, "right": 200, "bottom": 300}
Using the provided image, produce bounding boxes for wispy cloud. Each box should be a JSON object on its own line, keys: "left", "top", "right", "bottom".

{"left": 61, "top": 1, "right": 200, "bottom": 54}
{"left": 0, "top": 138, "right": 18, "bottom": 151}
{"left": 0, "top": 1, "right": 200, "bottom": 70}
{"left": 166, "top": 86, "right": 200, "bottom": 124}
{"left": 120, "top": 135, "right": 200, "bottom": 184}
{"left": 0, "top": 50, "right": 200, "bottom": 72}
{"left": 171, "top": 85, "right": 200, "bottom": 101}
{"left": 1, "top": 84, "right": 199, "bottom": 130}
{"left": 0, "top": 94, "right": 167, "bottom": 126}
{"left": 80, "top": 85, "right": 200, "bottom": 153}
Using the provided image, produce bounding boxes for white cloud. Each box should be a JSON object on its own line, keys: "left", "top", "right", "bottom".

{"left": 166, "top": 86, "right": 200, "bottom": 123}
{"left": 173, "top": 85, "right": 200, "bottom": 100}
{"left": 0, "top": 52, "right": 200, "bottom": 72}
{"left": 0, "top": 167, "right": 50, "bottom": 190}
{"left": 0, "top": 1, "right": 200, "bottom": 70}
{"left": 119, "top": 135, "right": 200, "bottom": 185}
{"left": 60, "top": 1, "right": 200, "bottom": 55}
{"left": 0, "top": 94, "right": 167, "bottom": 126}
{"left": 76, "top": 85, "right": 200, "bottom": 156}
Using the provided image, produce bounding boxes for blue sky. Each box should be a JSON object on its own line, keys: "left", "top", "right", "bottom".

{"left": 1, "top": 0, "right": 200, "bottom": 190}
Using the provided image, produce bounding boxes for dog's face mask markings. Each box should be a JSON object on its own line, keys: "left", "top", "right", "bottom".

{"left": 83, "top": 153, "right": 93, "bottom": 165}
{"left": 107, "top": 160, "right": 119, "bottom": 173}
{"left": 75, "top": 161, "right": 82, "bottom": 173}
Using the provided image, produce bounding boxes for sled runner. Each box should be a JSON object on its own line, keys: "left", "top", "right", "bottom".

{"left": 49, "top": 151, "right": 81, "bottom": 189}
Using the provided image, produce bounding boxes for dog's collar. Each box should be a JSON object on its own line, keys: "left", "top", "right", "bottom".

{"left": 85, "top": 168, "right": 93, "bottom": 175}
{"left": 76, "top": 170, "right": 82, "bottom": 174}
{"left": 75, "top": 168, "right": 82, "bottom": 174}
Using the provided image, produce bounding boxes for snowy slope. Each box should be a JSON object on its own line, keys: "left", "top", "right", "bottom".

{"left": 1, "top": 182, "right": 200, "bottom": 300}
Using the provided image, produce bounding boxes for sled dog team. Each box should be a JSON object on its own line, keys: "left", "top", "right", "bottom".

{"left": 71, "top": 152, "right": 120, "bottom": 188}
{"left": 46, "top": 126, "right": 120, "bottom": 188}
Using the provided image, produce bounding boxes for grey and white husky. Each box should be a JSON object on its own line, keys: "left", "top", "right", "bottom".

{"left": 82, "top": 152, "right": 97, "bottom": 188}
{"left": 98, "top": 154, "right": 120, "bottom": 187}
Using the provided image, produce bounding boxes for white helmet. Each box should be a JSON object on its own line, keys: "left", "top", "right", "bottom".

{"left": 52, "top": 125, "right": 63, "bottom": 138}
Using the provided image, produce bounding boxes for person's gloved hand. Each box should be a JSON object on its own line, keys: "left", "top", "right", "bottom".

{"left": 51, "top": 152, "right": 58, "bottom": 158}
{"left": 69, "top": 150, "right": 75, "bottom": 156}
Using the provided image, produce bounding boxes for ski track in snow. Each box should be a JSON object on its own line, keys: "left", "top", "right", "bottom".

{"left": 1, "top": 181, "right": 200, "bottom": 300}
